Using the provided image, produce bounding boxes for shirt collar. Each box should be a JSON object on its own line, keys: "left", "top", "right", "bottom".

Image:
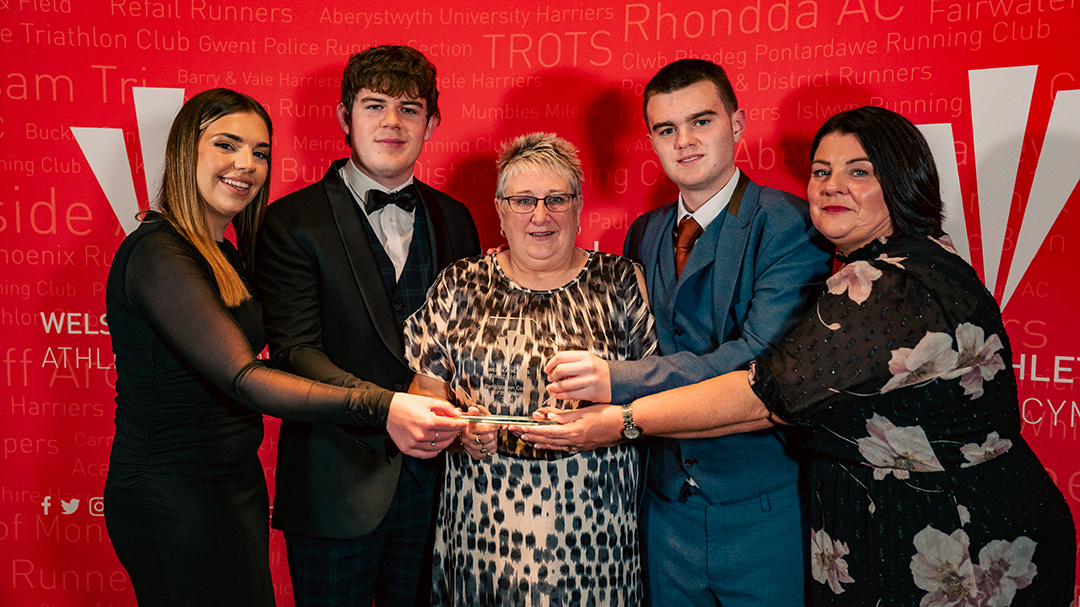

{"left": 676, "top": 168, "right": 740, "bottom": 230}
{"left": 340, "top": 159, "right": 415, "bottom": 208}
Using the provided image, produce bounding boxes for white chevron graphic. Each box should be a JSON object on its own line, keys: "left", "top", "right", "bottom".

{"left": 72, "top": 87, "right": 185, "bottom": 235}
{"left": 1001, "top": 89, "right": 1080, "bottom": 307}
{"left": 922, "top": 67, "right": 1078, "bottom": 311}
{"left": 969, "top": 66, "right": 1038, "bottom": 302}
{"left": 917, "top": 124, "right": 968, "bottom": 264}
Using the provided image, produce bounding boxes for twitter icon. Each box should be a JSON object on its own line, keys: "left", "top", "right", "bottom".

{"left": 61, "top": 499, "right": 80, "bottom": 515}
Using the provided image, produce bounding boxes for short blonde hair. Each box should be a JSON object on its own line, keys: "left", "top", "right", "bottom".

{"left": 495, "top": 133, "right": 583, "bottom": 199}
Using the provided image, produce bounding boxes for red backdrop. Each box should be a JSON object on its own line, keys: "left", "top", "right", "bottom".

{"left": 1, "top": 0, "right": 1078, "bottom": 604}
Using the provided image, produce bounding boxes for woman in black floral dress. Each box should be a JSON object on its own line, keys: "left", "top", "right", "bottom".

{"left": 524, "top": 107, "right": 1075, "bottom": 606}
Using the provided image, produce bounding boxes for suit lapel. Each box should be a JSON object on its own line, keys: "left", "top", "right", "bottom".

{"left": 322, "top": 161, "right": 407, "bottom": 364}
{"left": 676, "top": 172, "right": 753, "bottom": 281}
{"left": 686, "top": 171, "right": 756, "bottom": 326}
{"left": 641, "top": 202, "right": 677, "bottom": 299}
{"left": 415, "top": 179, "right": 454, "bottom": 270}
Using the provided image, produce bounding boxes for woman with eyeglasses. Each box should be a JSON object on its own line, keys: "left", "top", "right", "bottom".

{"left": 403, "top": 132, "right": 657, "bottom": 606}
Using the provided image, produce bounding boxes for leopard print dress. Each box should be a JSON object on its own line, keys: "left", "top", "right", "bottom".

{"left": 405, "top": 251, "right": 656, "bottom": 606}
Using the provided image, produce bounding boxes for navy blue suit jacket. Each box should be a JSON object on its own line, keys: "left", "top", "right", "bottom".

{"left": 610, "top": 172, "right": 833, "bottom": 502}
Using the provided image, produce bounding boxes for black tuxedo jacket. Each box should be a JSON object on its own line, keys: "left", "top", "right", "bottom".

{"left": 254, "top": 159, "right": 480, "bottom": 539}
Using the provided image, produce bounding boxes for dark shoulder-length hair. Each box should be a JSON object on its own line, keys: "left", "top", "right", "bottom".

{"left": 158, "top": 87, "right": 272, "bottom": 307}
{"left": 810, "top": 106, "right": 943, "bottom": 239}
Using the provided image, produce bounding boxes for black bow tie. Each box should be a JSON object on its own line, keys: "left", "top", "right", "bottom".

{"left": 366, "top": 185, "right": 419, "bottom": 214}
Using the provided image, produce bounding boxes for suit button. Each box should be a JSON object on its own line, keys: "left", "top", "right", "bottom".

{"left": 394, "top": 303, "right": 404, "bottom": 312}
{"left": 684, "top": 458, "right": 698, "bottom": 467}
{"left": 673, "top": 328, "right": 684, "bottom": 337}
{"left": 679, "top": 484, "right": 694, "bottom": 499}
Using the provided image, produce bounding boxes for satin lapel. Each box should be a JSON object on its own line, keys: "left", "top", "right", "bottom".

{"left": 699, "top": 171, "right": 755, "bottom": 327}
{"left": 323, "top": 163, "right": 406, "bottom": 364}
{"left": 415, "top": 179, "right": 454, "bottom": 269}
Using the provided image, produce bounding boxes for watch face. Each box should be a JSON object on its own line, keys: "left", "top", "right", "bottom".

{"left": 622, "top": 425, "right": 642, "bottom": 440}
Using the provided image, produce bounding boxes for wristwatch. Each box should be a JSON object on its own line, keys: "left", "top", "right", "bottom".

{"left": 621, "top": 403, "right": 642, "bottom": 440}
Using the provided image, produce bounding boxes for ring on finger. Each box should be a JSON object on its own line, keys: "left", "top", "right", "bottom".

{"left": 475, "top": 436, "right": 483, "bottom": 445}
{"left": 430, "top": 431, "right": 438, "bottom": 447}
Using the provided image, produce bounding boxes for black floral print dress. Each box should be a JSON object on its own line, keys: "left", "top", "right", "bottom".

{"left": 405, "top": 251, "right": 657, "bottom": 607}
{"left": 751, "top": 234, "right": 1075, "bottom": 606}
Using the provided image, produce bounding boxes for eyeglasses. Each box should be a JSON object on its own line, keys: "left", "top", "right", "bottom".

{"left": 501, "top": 194, "right": 576, "bottom": 214}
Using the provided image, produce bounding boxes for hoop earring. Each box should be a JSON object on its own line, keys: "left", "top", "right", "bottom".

{"left": 500, "top": 229, "right": 505, "bottom": 236}
{"left": 577, "top": 227, "right": 582, "bottom": 235}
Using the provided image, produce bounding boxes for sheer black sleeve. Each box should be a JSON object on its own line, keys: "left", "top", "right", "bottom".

{"left": 122, "top": 230, "right": 393, "bottom": 426}
{"left": 750, "top": 236, "right": 996, "bottom": 429}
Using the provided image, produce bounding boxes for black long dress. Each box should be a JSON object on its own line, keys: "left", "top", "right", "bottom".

{"left": 104, "top": 214, "right": 392, "bottom": 606}
{"left": 751, "top": 234, "right": 1075, "bottom": 606}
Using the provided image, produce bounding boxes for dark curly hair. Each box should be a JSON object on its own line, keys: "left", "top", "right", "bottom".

{"left": 340, "top": 45, "right": 440, "bottom": 124}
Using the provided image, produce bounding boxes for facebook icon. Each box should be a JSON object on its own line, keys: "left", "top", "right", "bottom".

{"left": 41, "top": 496, "right": 52, "bottom": 515}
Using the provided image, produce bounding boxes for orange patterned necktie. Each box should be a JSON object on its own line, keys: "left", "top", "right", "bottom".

{"left": 674, "top": 216, "right": 703, "bottom": 278}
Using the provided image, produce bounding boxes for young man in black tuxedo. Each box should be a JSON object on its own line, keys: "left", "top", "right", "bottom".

{"left": 255, "top": 45, "right": 481, "bottom": 606}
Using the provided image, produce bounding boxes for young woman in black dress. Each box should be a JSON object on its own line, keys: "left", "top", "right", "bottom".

{"left": 104, "top": 88, "right": 465, "bottom": 606}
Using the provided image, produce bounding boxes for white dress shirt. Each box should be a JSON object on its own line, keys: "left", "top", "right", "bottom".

{"left": 676, "top": 168, "right": 741, "bottom": 229}
{"left": 340, "top": 160, "right": 416, "bottom": 281}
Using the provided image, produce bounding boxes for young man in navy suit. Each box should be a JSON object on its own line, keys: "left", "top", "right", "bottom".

{"left": 254, "top": 46, "right": 480, "bottom": 606}
{"left": 540, "top": 59, "right": 833, "bottom": 606}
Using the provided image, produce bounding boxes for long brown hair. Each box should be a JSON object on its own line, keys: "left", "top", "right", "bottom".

{"left": 157, "top": 88, "right": 272, "bottom": 307}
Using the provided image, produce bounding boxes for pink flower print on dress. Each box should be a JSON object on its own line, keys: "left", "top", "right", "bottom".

{"left": 957, "top": 504, "right": 971, "bottom": 526}
{"left": 857, "top": 414, "right": 944, "bottom": 480}
{"left": 881, "top": 332, "right": 959, "bottom": 393}
{"left": 960, "top": 432, "right": 1013, "bottom": 469}
{"left": 932, "top": 234, "right": 959, "bottom": 255}
{"left": 810, "top": 528, "right": 855, "bottom": 594}
{"left": 974, "top": 537, "right": 1037, "bottom": 607}
{"left": 910, "top": 526, "right": 978, "bottom": 607}
{"left": 911, "top": 525, "right": 1039, "bottom": 607}
{"left": 876, "top": 253, "right": 906, "bottom": 268}
{"left": 826, "top": 260, "right": 883, "bottom": 305}
{"left": 943, "top": 323, "right": 1005, "bottom": 400}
